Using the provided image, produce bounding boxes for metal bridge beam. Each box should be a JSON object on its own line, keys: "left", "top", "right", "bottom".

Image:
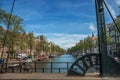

{"left": 95, "top": 0, "right": 108, "bottom": 76}
{"left": 68, "top": 0, "right": 120, "bottom": 76}
{"left": 95, "top": 0, "right": 120, "bottom": 76}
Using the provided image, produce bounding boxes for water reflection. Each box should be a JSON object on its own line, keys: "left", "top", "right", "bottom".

{"left": 36, "top": 54, "right": 76, "bottom": 73}
{"left": 46, "top": 54, "right": 76, "bottom": 62}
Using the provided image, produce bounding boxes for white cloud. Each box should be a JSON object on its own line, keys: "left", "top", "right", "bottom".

{"left": 15, "top": 9, "right": 43, "bottom": 21}
{"left": 35, "top": 33, "right": 89, "bottom": 49}
{"left": 89, "top": 23, "right": 96, "bottom": 32}
{"left": 58, "top": 1, "right": 90, "bottom": 9}
{"left": 106, "top": 1, "right": 116, "bottom": 18}
{"left": 115, "top": 0, "right": 120, "bottom": 4}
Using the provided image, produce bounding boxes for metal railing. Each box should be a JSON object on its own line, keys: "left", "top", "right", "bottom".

{"left": 1, "top": 61, "right": 74, "bottom": 73}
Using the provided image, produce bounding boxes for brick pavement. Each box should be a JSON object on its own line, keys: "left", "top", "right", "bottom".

{"left": 0, "top": 73, "right": 120, "bottom": 80}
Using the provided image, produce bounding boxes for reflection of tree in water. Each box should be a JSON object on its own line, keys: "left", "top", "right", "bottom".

{"left": 36, "top": 54, "right": 76, "bottom": 73}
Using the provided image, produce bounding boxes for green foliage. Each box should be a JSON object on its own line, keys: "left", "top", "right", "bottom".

{"left": 67, "top": 36, "right": 97, "bottom": 53}
{"left": 35, "top": 35, "right": 65, "bottom": 55}
{"left": 28, "top": 32, "right": 35, "bottom": 50}
{"left": 116, "top": 15, "right": 120, "bottom": 30}
{"left": 0, "top": 26, "right": 5, "bottom": 42}
{"left": 0, "top": 8, "right": 65, "bottom": 59}
{"left": 106, "top": 32, "right": 111, "bottom": 45}
{"left": 0, "top": 8, "right": 25, "bottom": 58}
{"left": 115, "top": 15, "right": 120, "bottom": 31}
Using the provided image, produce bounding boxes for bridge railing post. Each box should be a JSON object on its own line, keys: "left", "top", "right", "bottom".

{"left": 51, "top": 62, "right": 52, "bottom": 73}
{"left": 67, "top": 62, "right": 69, "bottom": 71}
{"left": 34, "top": 61, "right": 37, "bottom": 72}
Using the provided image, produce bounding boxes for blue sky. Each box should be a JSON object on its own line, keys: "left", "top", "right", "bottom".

{"left": 0, "top": 0, "right": 120, "bottom": 49}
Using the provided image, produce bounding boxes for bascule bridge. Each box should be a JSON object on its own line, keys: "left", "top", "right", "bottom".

{"left": 1, "top": 0, "right": 120, "bottom": 77}
{"left": 68, "top": 0, "right": 120, "bottom": 76}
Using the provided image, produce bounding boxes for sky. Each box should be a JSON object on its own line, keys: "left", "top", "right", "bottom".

{"left": 0, "top": 0, "right": 120, "bottom": 49}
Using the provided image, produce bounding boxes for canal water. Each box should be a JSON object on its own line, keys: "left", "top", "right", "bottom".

{"left": 36, "top": 54, "right": 76, "bottom": 73}
{"left": 46, "top": 54, "right": 76, "bottom": 62}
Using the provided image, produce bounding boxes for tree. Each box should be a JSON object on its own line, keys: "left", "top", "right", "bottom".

{"left": 84, "top": 39, "right": 89, "bottom": 53}
{"left": 0, "top": 8, "right": 5, "bottom": 24}
{"left": 8, "top": 16, "right": 24, "bottom": 58}
{"left": 0, "top": 8, "right": 24, "bottom": 59}
{"left": 67, "top": 35, "right": 96, "bottom": 54}
{"left": 0, "top": 26, "right": 5, "bottom": 43}
{"left": 28, "top": 32, "right": 35, "bottom": 56}
{"left": 116, "top": 15, "right": 120, "bottom": 30}
{"left": 19, "top": 32, "right": 28, "bottom": 53}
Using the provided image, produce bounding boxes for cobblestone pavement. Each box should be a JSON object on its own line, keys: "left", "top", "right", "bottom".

{"left": 0, "top": 73, "right": 120, "bottom": 80}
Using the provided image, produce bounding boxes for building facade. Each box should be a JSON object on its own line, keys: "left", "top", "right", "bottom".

{"left": 108, "top": 24, "right": 120, "bottom": 58}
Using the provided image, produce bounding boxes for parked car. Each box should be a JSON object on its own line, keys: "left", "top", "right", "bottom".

{"left": 82, "top": 53, "right": 86, "bottom": 56}
{"left": 0, "top": 59, "right": 4, "bottom": 64}
{"left": 17, "top": 53, "right": 27, "bottom": 60}
{"left": 23, "top": 57, "right": 33, "bottom": 63}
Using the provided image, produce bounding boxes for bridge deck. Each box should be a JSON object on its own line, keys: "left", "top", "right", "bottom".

{"left": 0, "top": 73, "right": 119, "bottom": 80}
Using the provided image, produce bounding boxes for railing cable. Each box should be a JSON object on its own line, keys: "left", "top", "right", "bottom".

{"left": 103, "top": 0, "right": 120, "bottom": 33}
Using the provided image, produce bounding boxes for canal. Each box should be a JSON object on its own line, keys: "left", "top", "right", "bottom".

{"left": 36, "top": 54, "right": 76, "bottom": 73}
